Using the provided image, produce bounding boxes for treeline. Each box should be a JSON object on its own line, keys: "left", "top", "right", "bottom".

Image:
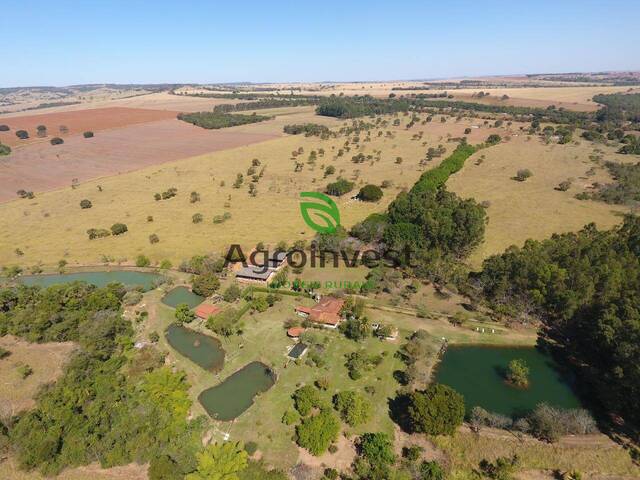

{"left": 177, "top": 111, "right": 270, "bottom": 129}
{"left": 283, "top": 123, "right": 331, "bottom": 137}
{"left": 472, "top": 217, "right": 640, "bottom": 428}
{"left": 213, "top": 96, "right": 320, "bottom": 113}
{"left": 590, "top": 160, "right": 640, "bottom": 204}
{"left": 316, "top": 95, "right": 411, "bottom": 118}
{"left": 593, "top": 93, "right": 640, "bottom": 123}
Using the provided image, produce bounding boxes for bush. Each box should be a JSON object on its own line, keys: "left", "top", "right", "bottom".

{"left": 136, "top": 255, "right": 151, "bottom": 267}
{"left": 83, "top": 131, "right": 94, "bottom": 138}
{"left": 527, "top": 404, "right": 597, "bottom": 442}
{"left": 87, "top": 228, "right": 111, "bottom": 240}
{"left": 0, "top": 124, "right": 9, "bottom": 131}
{"left": 0, "top": 346, "right": 10, "bottom": 359}
{"left": 149, "top": 234, "right": 160, "bottom": 244}
{"left": 282, "top": 410, "right": 299, "bottom": 425}
{"left": 359, "top": 432, "right": 395, "bottom": 467}
{"left": 326, "top": 178, "right": 355, "bottom": 197}
{"left": 357, "top": 184, "right": 383, "bottom": 202}
{"left": 244, "top": 441, "right": 258, "bottom": 456}
{"left": 486, "top": 134, "right": 502, "bottom": 145}
{"left": 192, "top": 213, "right": 203, "bottom": 224}
{"left": 123, "top": 291, "right": 143, "bottom": 306}
{"left": 469, "top": 406, "right": 513, "bottom": 430}
{"left": 506, "top": 359, "right": 529, "bottom": 388}
{"left": 406, "top": 384, "right": 465, "bottom": 436}
{"left": 15, "top": 130, "right": 29, "bottom": 139}
{"left": 80, "top": 199, "right": 92, "bottom": 209}
{"left": 111, "top": 223, "right": 128, "bottom": 235}
{"left": 223, "top": 284, "right": 242, "bottom": 302}
{"left": 159, "top": 259, "right": 172, "bottom": 270}
{"left": 50, "top": 137, "right": 64, "bottom": 145}
{"left": 0, "top": 143, "right": 12, "bottom": 156}
{"left": 17, "top": 364, "right": 33, "bottom": 379}
{"left": 514, "top": 169, "right": 532, "bottom": 182}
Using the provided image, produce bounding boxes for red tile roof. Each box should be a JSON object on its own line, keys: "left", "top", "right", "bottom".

{"left": 195, "top": 304, "right": 221, "bottom": 319}
{"left": 287, "top": 327, "right": 305, "bottom": 338}
{"left": 295, "top": 297, "right": 345, "bottom": 326}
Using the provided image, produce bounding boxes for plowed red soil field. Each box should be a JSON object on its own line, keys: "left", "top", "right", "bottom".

{"left": 0, "top": 107, "right": 179, "bottom": 146}
{"left": 0, "top": 118, "right": 279, "bottom": 202}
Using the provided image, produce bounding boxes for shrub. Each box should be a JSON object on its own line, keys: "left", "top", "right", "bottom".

{"left": 359, "top": 432, "right": 396, "bottom": 468}
{"left": 0, "top": 144, "right": 11, "bottom": 156}
{"left": 110, "top": 223, "right": 128, "bottom": 235}
{"left": 326, "top": 178, "right": 355, "bottom": 196}
{"left": 123, "top": 291, "right": 143, "bottom": 306}
{"left": 192, "top": 213, "right": 203, "bottom": 224}
{"left": 514, "top": 169, "right": 532, "bottom": 182}
{"left": 358, "top": 184, "right": 383, "bottom": 202}
{"left": 556, "top": 180, "right": 572, "bottom": 191}
{"left": 223, "top": 284, "right": 242, "bottom": 302}
{"left": 149, "top": 234, "right": 160, "bottom": 244}
{"left": 464, "top": 128, "right": 472, "bottom": 135}
{"left": 244, "top": 441, "right": 258, "bottom": 456}
{"left": 469, "top": 406, "right": 513, "bottom": 430}
{"left": 17, "top": 364, "right": 33, "bottom": 379}
{"left": 80, "top": 199, "right": 92, "bottom": 209}
{"left": 159, "top": 259, "right": 172, "bottom": 270}
{"left": 527, "top": 404, "right": 597, "bottom": 442}
{"left": 505, "top": 359, "right": 529, "bottom": 388}
{"left": 36, "top": 125, "right": 47, "bottom": 137}
{"left": 324, "top": 165, "right": 335, "bottom": 177}
{"left": 83, "top": 131, "right": 94, "bottom": 138}
{"left": 282, "top": 410, "right": 299, "bottom": 425}
{"left": 406, "top": 384, "right": 465, "bottom": 436}
{"left": 0, "top": 124, "right": 9, "bottom": 131}
{"left": 136, "top": 255, "right": 151, "bottom": 267}
{"left": 15, "top": 130, "right": 29, "bottom": 139}
{"left": 190, "top": 191, "right": 200, "bottom": 203}
{"left": 50, "top": 137, "right": 64, "bottom": 145}
{"left": 486, "top": 134, "right": 502, "bottom": 145}
{"left": 87, "top": 228, "right": 111, "bottom": 240}
{"left": 0, "top": 346, "right": 10, "bottom": 359}
{"left": 147, "top": 216, "right": 154, "bottom": 222}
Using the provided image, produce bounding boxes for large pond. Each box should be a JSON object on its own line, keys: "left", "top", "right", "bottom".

{"left": 18, "top": 271, "right": 162, "bottom": 291}
{"left": 434, "top": 346, "right": 581, "bottom": 417}
{"left": 165, "top": 324, "right": 225, "bottom": 372}
{"left": 199, "top": 361, "right": 276, "bottom": 421}
{"left": 162, "top": 286, "right": 204, "bottom": 308}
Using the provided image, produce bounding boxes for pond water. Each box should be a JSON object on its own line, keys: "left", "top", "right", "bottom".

{"left": 162, "top": 286, "right": 204, "bottom": 308}
{"left": 18, "top": 271, "right": 162, "bottom": 291}
{"left": 434, "top": 345, "right": 581, "bottom": 417}
{"left": 199, "top": 361, "right": 276, "bottom": 421}
{"left": 165, "top": 324, "right": 225, "bottom": 371}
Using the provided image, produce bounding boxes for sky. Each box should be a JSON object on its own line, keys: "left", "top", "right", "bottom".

{"left": 1, "top": 0, "right": 639, "bottom": 87}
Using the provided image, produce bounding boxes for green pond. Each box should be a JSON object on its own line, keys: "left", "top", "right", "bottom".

{"left": 434, "top": 346, "right": 581, "bottom": 417}
{"left": 19, "top": 271, "right": 161, "bottom": 291}
{"left": 165, "top": 324, "right": 225, "bottom": 371}
{"left": 162, "top": 286, "right": 204, "bottom": 308}
{"left": 199, "top": 362, "right": 276, "bottom": 421}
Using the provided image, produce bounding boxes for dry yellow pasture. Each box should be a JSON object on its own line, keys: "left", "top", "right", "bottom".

{"left": 448, "top": 134, "right": 632, "bottom": 266}
{"left": 0, "top": 111, "right": 503, "bottom": 268}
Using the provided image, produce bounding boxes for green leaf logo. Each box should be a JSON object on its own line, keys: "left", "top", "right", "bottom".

{"left": 300, "top": 192, "right": 341, "bottom": 234}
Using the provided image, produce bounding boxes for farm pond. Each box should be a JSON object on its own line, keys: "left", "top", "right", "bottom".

{"left": 17, "top": 270, "right": 162, "bottom": 291}
{"left": 198, "top": 362, "right": 276, "bottom": 421}
{"left": 165, "top": 324, "right": 225, "bottom": 372}
{"left": 434, "top": 345, "right": 581, "bottom": 417}
{"left": 161, "top": 286, "right": 204, "bottom": 308}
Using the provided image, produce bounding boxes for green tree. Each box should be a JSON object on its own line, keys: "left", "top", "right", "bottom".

{"left": 406, "top": 384, "right": 465, "bottom": 436}
{"left": 359, "top": 432, "right": 395, "bottom": 467}
{"left": 175, "top": 303, "right": 195, "bottom": 325}
{"left": 186, "top": 442, "right": 248, "bottom": 480}
{"left": 358, "top": 184, "right": 383, "bottom": 202}
{"left": 506, "top": 359, "right": 529, "bottom": 388}
{"left": 333, "top": 391, "right": 372, "bottom": 426}
{"left": 192, "top": 273, "right": 220, "bottom": 297}
{"left": 295, "top": 410, "right": 340, "bottom": 456}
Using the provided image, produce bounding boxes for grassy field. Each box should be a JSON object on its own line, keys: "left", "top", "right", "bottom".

{"left": 0, "top": 109, "right": 504, "bottom": 268}
{"left": 447, "top": 134, "right": 633, "bottom": 266}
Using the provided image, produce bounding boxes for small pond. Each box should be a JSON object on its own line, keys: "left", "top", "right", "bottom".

{"left": 434, "top": 345, "right": 581, "bottom": 417}
{"left": 165, "top": 324, "right": 225, "bottom": 371}
{"left": 199, "top": 361, "right": 276, "bottom": 421}
{"left": 18, "top": 271, "right": 162, "bottom": 291}
{"left": 162, "top": 286, "right": 204, "bottom": 308}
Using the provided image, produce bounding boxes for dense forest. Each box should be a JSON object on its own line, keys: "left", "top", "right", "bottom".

{"left": 213, "top": 97, "right": 320, "bottom": 113}
{"left": 316, "top": 96, "right": 411, "bottom": 118}
{"left": 177, "top": 111, "right": 270, "bottom": 129}
{"left": 593, "top": 93, "right": 640, "bottom": 123}
{"left": 472, "top": 217, "right": 640, "bottom": 428}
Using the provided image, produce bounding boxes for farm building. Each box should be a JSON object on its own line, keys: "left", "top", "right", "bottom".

{"left": 235, "top": 250, "right": 288, "bottom": 283}
{"left": 195, "top": 303, "right": 221, "bottom": 320}
{"left": 295, "top": 296, "right": 345, "bottom": 328}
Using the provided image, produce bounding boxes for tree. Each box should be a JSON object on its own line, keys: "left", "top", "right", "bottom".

{"left": 293, "top": 385, "right": 324, "bottom": 416}
{"left": 295, "top": 410, "right": 340, "bottom": 456}
{"left": 192, "top": 273, "right": 220, "bottom": 297}
{"left": 406, "top": 384, "right": 465, "bottom": 436}
{"left": 83, "top": 131, "right": 94, "bottom": 138}
{"left": 486, "top": 134, "right": 501, "bottom": 145}
{"left": 514, "top": 169, "right": 532, "bottom": 181}
{"left": 149, "top": 454, "right": 182, "bottom": 480}
{"left": 175, "top": 303, "right": 195, "bottom": 325}
{"left": 420, "top": 461, "right": 445, "bottom": 480}
{"left": 333, "top": 391, "right": 372, "bottom": 426}
{"left": 186, "top": 442, "right": 248, "bottom": 480}
{"left": 80, "top": 199, "right": 92, "bottom": 209}
{"left": 50, "top": 137, "right": 64, "bottom": 145}
{"left": 358, "top": 184, "right": 383, "bottom": 202}
{"left": 506, "top": 359, "right": 529, "bottom": 388}
{"left": 192, "top": 213, "right": 204, "bottom": 224}
{"left": 359, "top": 432, "right": 395, "bottom": 467}
{"left": 223, "top": 284, "right": 242, "bottom": 302}
{"left": 0, "top": 144, "right": 11, "bottom": 156}
{"left": 149, "top": 234, "right": 160, "bottom": 244}
{"left": 326, "top": 178, "right": 355, "bottom": 196}
{"left": 15, "top": 130, "right": 29, "bottom": 139}
{"left": 110, "top": 223, "right": 128, "bottom": 235}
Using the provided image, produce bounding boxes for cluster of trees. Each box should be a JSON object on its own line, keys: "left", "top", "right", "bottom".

{"left": 472, "top": 216, "right": 640, "bottom": 426}
{"left": 593, "top": 92, "right": 640, "bottom": 124}
{"left": 177, "top": 111, "right": 270, "bottom": 129}
{"left": 86, "top": 223, "right": 127, "bottom": 240}
{"left": 316, "top": 95, "right": 411, "bottom": 119}
{"left": 0, "top": 282, "right": 208, "bottom": 477}
{"left": 588, "top": 160, "right": 640, "bottom": 205}
{"left": 326, "top": 178, "right": 355, "bottom": 196}
{"left": 212, "top": 96, "right": 320, "bottom": 113}
{"left": 283, "top": 123, "right": 331, "bottom": 137}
